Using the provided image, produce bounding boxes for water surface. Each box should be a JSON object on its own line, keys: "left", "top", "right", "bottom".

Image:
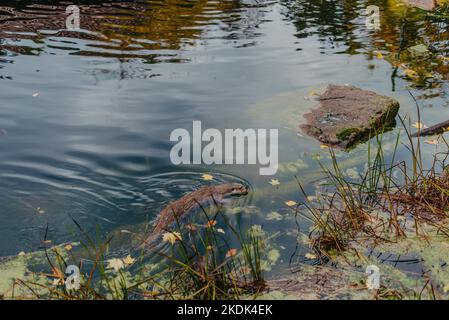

{"left": 0, "top": 0, "right": 448, "bottom": 280}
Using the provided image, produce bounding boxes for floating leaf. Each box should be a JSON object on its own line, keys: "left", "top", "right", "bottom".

{"left": 285, "top": 200, "right": 297, "bottom": 207}
{"left": 225, "top": 248, "right": 237, "bottom": 258}
{"left": 32, "top": 91, "right": 39, "bottom": 97}
{"left": 206, "top": 220, "right": 217, "bottom": 228}
{"left": 305, "top": 253, "right": 317, "bottom": 260}
{"left": 201, "top": 174, "right": 214, "bottom": 181}
{"left": 404, "top": 68, "right": 418, "bottom": 78}
{"left": 123, "top": 255, "right": 135, "bottom": 266}
{"left": 269, "top": 179, "right": 280, "bottom": 186}
{"left": 52, "top": 278, "right": 63, "bottom": 286}
{"left": 266, "top": 211, "right": 283, "bottom": 221}
{"left": 162, "top": 231, "right": 182, "bottom": 245}
{"left": 425, "top": 139, "right": 438, "bottom": 145}
{"left": 412, "top": 122, "right": 428, "bottom": 129}
{"left": 216, "top": 228, "right": 225, "bottom": 234}
{"left": 107, "top": 258, "right": 124, "bottom": 272}
{"left": 64, "top": 244, "right": 73, "bottom": 251}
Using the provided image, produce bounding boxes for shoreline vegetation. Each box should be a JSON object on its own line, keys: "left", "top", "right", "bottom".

{"left": 2, "top": 0, "right": 449, "bottom": 301}
{"left": 3, "top": 110, "right": 449, "bottom": 300}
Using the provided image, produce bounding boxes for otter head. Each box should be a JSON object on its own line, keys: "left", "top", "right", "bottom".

{"left": 218, "top": 183, "right": 248, "bottom": 198}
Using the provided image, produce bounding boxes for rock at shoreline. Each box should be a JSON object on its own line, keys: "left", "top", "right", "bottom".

{"left": 300, "top": 85, "right": 400, "bottom": 149}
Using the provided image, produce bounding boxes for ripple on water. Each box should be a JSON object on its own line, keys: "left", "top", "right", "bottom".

{"left": 0, "top": 154, "right": 253, "bottom": 255}
{"left": 139, "top": 171, "right": 253, "bottom": 213}
{"left": 0, "top": 0, "right": 274, "bottom": 62}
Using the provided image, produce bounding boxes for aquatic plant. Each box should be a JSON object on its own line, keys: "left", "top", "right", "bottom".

{"left": 6, "top": 205, "right": 267, "bottom": 300}
{"left": 297, "top": 100, "right": 449, "bottom": 298}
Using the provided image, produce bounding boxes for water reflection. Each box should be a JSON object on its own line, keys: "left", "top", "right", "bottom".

{"left": 0, "top": 0, "right": 448, "bottom": 276}
{"left": 281, "top": 0, "right": 449, "bottom": 91}
{"left": 0, "top": 0, "right": 273, "bottom": 62}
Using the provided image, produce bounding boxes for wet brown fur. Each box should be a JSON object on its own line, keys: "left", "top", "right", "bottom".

{"left": 140, "top": 183, "right": 248, "bottom": 248}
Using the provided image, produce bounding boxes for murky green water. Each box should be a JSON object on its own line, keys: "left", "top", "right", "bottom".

{"left": 0, "top": 0, "right": 448, "bottom": 280}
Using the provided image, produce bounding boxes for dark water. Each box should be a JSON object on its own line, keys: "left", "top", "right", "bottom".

{"left": 0, "top": 0, "right": 447, "bottom": 279}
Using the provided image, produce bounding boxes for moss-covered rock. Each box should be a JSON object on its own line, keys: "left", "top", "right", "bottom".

{"left": 300, "top": 85, "right": 400, "bottom": 149}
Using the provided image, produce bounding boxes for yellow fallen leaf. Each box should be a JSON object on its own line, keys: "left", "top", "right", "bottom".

{"left": 305, "top": 252, "right": 317, "bottom": 260}
{"left": 206, "top": 220, "right": 217, "bottom": 228}
{"left": 18, "top": 251, "right": 26, "bottom": 256}
{"left": 285, "top": 200, "right": 297, "bottom": 207}
{"left": 425, "top": 139, "right": 438, "bottom": 145}
{"left": 64, "top": 244, "right": 73, "bottom": 251}
{"left": 52, "top": 278, "right": 63, "bottom": 286}
{"left": 306, "top": 196, "right": 317, "bottom": 202}
{"left": 162, "top": 231, "right": 182, "bottom": 245}
{"left": 201, "top": 174, "right": 214, "bottom": 181}
{"left": 107, "top": 258, "right": 124, "bottom": 272}
{"left": 269, "top": 179, "right": 280, "bottom": 186}
{"left": 123, "top": 255, "right": 135, "bottom": 266}
{"left": 225, "top": 248, "right": 238, "bottom": 258}
{"left": 412, "top": 122, "right": 428, "bottom": 130}
{"left": 376, "top": 52, "right": 383, "bottom": 59}
{"left": 404, "top": 69, "right": 418, "bottom": 78}
{"left": 320, "top": 144, "right": 329, "bottom": 149}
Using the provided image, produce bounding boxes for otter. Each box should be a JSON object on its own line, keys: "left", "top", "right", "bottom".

{"left": 139, "top": 183, "right": 248, "bottom": 249}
